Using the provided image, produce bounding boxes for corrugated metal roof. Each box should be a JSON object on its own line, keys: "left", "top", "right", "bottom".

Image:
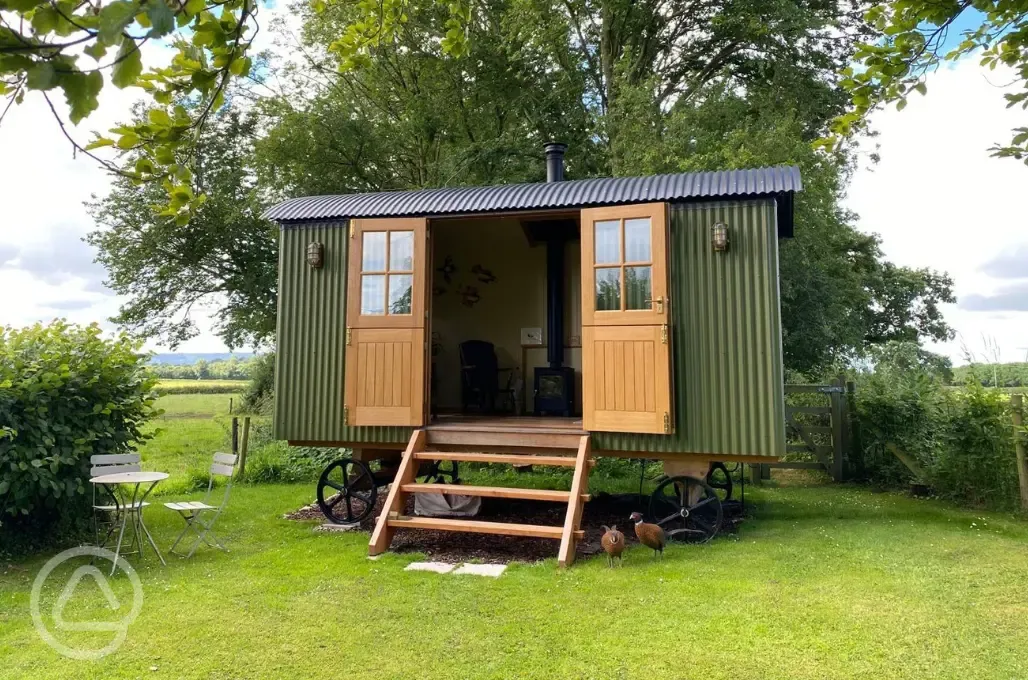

{"left": 264, "top": 166, "right": 801, "bottom": 223}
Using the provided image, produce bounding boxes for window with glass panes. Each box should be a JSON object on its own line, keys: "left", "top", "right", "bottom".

{"left": 593, "top": 216, "right": 653, "bottom": 312}
{"left": 359, "top": 230, "right": 414, "bottom": 316}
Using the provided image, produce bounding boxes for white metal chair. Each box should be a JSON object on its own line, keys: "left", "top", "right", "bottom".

{"left": 91, "top": 453, "right": 148, "bottom": 555}
{"left": 164, "top": 452, "right": 237, "bottom": 558}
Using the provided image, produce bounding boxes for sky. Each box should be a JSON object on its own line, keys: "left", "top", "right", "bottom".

{"left": 0, "top": 19, "right": 1026, "bottom": 364}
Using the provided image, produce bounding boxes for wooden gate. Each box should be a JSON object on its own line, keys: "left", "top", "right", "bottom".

{"left": 768, "top": 377, "right": 853, "bottom": 482}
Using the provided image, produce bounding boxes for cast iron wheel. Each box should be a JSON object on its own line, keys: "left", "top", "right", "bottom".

{"left": 317, "top": 459, "right": 377, "bottom": 525}
{"left": 649, "top": 475, "right": 723, "bottom": 543}
{"left": 418, "top": 460, "right": 460, "bottom": 485}
{"left": 705, "top": 462, "right": 734, "bottom": 502}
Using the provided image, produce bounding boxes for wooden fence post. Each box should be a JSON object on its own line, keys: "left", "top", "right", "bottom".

{"left": 1012, "top": 394, "right": 1028, "bottom": 511}
{"left": 830, "top": 375, "right": 846, "bottom": 482}
{"left": 845, "top": 380, "right": 862, "bottom": 480}
{"left": 238, "top": 416, "right": 251, "bottom": 479}
{"left": 231, "top": 416, "right": 239, "bottom": 456}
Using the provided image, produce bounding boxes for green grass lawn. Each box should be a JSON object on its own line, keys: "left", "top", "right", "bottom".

{"left": 3, "top": 480, "right": 1028, "bottom": 679}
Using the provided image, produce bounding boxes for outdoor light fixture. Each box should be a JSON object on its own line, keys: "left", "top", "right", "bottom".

{"left": 711, "top": 222, "right": 729, "bottom": 252}
{"left": 306, "top": 242, "right": 324, "bottom": 269}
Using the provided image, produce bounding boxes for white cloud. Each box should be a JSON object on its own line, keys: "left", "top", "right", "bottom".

{"left": 846, "top": 56, "right": 1028, "bottom": 365}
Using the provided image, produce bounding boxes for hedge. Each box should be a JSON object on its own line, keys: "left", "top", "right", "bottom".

{"left": 0, "top": 322, "right": 159, "bottom": 539}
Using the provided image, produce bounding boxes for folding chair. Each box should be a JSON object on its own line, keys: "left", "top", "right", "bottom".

{"left": 164, "top": 452, "right": 237, "bottom": 558}
{"left": 90, "top": 453, "right": 148, "bottom": 555}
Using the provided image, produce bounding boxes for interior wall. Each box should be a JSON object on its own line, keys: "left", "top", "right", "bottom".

{"left": 431, "top": 217, "right": 582, "bottom": 414}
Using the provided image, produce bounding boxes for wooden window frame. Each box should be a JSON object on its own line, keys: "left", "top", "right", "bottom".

{"left": 347, "top": 218, "right": 427, "bottom": 330}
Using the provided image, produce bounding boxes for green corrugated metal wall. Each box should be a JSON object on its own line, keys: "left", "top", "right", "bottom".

{"left": 275, "top": 200, "right": 785, "bottom": 458}
{"left": 273, "top": 221, "right": 412, "bottom": 444}
{"left": 593, "top": 200, "right": 786, "bottom": 456}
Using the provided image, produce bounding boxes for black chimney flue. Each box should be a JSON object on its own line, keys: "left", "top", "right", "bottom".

{"left": 544, "top": 142, "right": 567, "bottom": 183}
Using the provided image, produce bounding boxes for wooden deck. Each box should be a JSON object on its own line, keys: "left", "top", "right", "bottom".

{"left": 426, "top": 415, "right": 586, "bottom": 434}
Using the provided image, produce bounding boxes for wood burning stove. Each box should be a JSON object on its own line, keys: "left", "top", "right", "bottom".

{"left": 534, "top": 366, "right": 575, "bottom": 417}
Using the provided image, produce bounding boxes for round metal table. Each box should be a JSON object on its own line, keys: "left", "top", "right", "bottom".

{"left": 90, "top": 471, "right": 169, "bottom": 574}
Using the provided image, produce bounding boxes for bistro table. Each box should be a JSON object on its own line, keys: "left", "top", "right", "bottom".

{"left": 89, "top": 471, "right": 169, "bottom": 574}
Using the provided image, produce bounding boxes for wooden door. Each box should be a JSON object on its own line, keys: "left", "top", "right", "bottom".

{"left": 580, "top": 203, "right": 673, "bottom": 434}
{"left": 345, "top": 218, "right": 428, "bottom": 426}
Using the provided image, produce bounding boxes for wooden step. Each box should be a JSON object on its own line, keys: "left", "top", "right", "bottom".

{"left": 400, "top": 483, "right": 588, "bottom": 503}
{"left": 387, "top": 516, "right": 585, "bottom": 540}
{"left": 414, "top": 451, "right": 594, "bottom": 468}
{"left": 424, "top": 429, "right": 582, "bottom": 451}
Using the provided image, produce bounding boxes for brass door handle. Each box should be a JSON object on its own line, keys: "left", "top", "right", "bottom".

{"left": 645, "top": 296, "right": 665, "bottom": 313}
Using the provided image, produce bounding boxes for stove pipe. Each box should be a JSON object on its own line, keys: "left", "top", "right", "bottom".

{"left": 544, "top": 142, "right": 567, "bottom": 183}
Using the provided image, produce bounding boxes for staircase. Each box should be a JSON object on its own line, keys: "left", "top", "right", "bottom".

{"left": 368, "top": 422, "right": 594, "bottom": 567}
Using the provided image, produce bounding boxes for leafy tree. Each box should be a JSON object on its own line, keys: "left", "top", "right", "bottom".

{"left": 87, "top": 108, "right": 276, "bottom": 349}
{"left": 0, "top": 0, "right": 261, "bottom": 218}
{"left": 830, "top": 1, "right": 1028, "bottom": 163}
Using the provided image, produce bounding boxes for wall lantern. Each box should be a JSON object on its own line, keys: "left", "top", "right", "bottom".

{"left": 306, "top": 242, "right": 324, "bottom": 269}
{"left": 711, "top": 222, "right": 729, "bottom": 252}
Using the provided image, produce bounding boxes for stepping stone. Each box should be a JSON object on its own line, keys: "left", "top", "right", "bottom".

{"left": 453, "top": 563, "right": 507, "bottom": 577}
{"left": 404, "top": 561, "right": 456, "bottom": 574}
{"left": 316, "top": 523, "right": 357, "bottom": 532}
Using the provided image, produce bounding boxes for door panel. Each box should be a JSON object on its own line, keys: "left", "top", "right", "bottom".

{"left": 345, "top": 217, "right": 428, "bottom": 426}
{"left": 581, "top": 203, "right": 668, "bottom": 327}
{"left": 580, "top": 203, "right": 672, "bottom": 434}
{"left": 582, "top": 326, "right": 670, "bottom": 433}
{"left": 345, "top": 328, "right": 425, "bottom": 426}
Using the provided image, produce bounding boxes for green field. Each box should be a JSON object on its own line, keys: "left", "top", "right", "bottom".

{"left": 3, "top": 481, "right": 1028, "bottom": 679}
{"left": 138, "top": 391, "right": 241, "bottom": 493}
{"left": 155, "top": 379, "right": 247, "bottom": 395}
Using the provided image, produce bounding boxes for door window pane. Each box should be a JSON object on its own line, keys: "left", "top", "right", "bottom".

{"left": 595, "top": 267, "right": 621, "bottom": 311}
{"left": 388, "top": 274, "right": 413, "bottom": 314}
{"left": 624, "top": 218, "right": 651, "bottom": 263}
{"left": 625, "top": 266, "right": 652, "bottom": 310}
{"left": 361, "top": 275, "right": 386, "bottom": 315}
{"left": 389, "top": 231, "right": 414, "bottom": 271}
{"left": 362, "top": 232, "right": 387, "bottom": 271}
{"left": 594, "top": 220, "right": 620, "bottom": 264}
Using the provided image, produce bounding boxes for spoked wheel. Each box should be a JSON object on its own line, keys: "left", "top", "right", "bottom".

{"left": 418, "top": 460, "right": 460, "bottom": 485}
{"left": 649, "top": 475, "right": 723, "bottom": 543}
{"left": 705, "top": 462, "right": 734, "bottom": 502}
{"left": 317, "top": 459, "right": 377, "bottom": 525}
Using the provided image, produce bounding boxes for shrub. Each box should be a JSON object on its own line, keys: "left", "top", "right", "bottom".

{"left": 240, "top": 352, "right": 275, "bottom": 414}
{"left": 851, "top": 342, "right": 1022, "bottom": 509}
{"left": 0, "top": 322, "right": 159, "bottom": 540}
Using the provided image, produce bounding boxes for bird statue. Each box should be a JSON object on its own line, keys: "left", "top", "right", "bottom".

{"left": 630, "top": 512, "right": 666, "bottom": 559}
{"left": 600, "top": 525, "right": 625, "bottom": 568}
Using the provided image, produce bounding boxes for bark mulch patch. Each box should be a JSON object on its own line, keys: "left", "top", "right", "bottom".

{"left": 287, "top": 489, "right": 745, "bottom": 564}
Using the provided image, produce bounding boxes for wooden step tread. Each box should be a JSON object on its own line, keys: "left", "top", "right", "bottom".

{"left": 387, "top": 516, "right": 585, "bottom": 540}
{"left": 400, "top": 483, "right": 588, "bottom": 503}
{"left": 414, "top": 451, "right": 595, "bottom": 468}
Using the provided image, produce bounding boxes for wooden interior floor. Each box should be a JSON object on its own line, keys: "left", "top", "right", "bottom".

{"left": 426, "top": 414, "right": 586, "bottom": 434}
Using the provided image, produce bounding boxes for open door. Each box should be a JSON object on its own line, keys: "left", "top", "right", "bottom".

{"left": 580, "top": 203, "right": 672, "bottom": 434}
{"left": 344, "top": 218, "right": 428, "bottom": 426}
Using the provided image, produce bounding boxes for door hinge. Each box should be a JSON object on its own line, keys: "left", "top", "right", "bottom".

{"left": 343, "top": 405, "right": 349, "bottom": 426}
{"left": 663, "top": 411, "right": 671, "bottom": 434}
{"left": 661, "top": 324, "right": 668, "bottom": 344}
{"left": 346, "top": 326, "right": 352, "bottom": 345}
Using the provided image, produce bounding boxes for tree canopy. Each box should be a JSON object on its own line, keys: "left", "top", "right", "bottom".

{"left": 84, "top": 0, "right": 956, "bottom": 372}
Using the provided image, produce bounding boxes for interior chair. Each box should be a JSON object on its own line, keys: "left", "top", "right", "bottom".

{"left": 164, "top": 452, "right": 238, "bottom": 558}
{"left": 90, "top": 453, "right": 147, "bottom": 554}
{"left": 459, "top": 340, "right": 515, "bottom": 414}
